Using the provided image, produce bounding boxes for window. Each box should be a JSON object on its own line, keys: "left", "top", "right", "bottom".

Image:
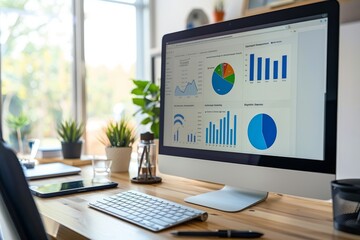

{"left": 84, "top": 0, "right": 138, "bottom": 155}
{"left": 0, "top": 0, "right": 73, "bottom": 151}
{"left": 0, "top": 0, "right": 148, "bottom": 154}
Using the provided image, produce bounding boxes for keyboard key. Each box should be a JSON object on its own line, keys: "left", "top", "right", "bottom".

{"left": 150, "top": 218, "right": 170, "bottom": 227}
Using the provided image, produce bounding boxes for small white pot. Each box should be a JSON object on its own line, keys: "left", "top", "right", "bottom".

{"left": 105, "top": 147, "right": 132, "bottom": 173}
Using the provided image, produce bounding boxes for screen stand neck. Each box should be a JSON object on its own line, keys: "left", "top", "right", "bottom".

{"left": 185, "top": 185, "right": 268, "bottom": 212}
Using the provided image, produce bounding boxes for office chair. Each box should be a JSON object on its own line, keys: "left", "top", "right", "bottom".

{"left": 0, "top": 140, "right": 49, "bottom": 240}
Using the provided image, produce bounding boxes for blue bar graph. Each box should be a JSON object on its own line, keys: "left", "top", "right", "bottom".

{"left": 274, "top": 61, "right": 278, "bottom": 79}
{"left": 205, "top": 111, "right": 237, "bottom": 146}
{"left": 257, "top": 57, "right": 262, "bottom": 81}
{"left": 226, "top": 111, "right": 230, "bottom": 145}
{"left": 174, "top": 129, "right": 179, "bottom": 142}
{"left": 187, "top": 133, "right": 196, "bottom": 143}
{"left": 208, "top": 122, "right": 212, "bottom": 144}
{"left": 248, "top": 53, "right": 288, "bottom": 81}
{"left": 250, "top": 54, "right": 255, "bottom": 81}
{"left": 222, "top": 117, "right": 226, "bottom": 144}
{"left": 265, "top": 58, "right": 270, "bottom": 80}
{"left": 212, "top": 124, "right": 215, "bottom": 144}
{"left": 282, "top": 55, "right": 287, "bottom": 78}
{"left": 220, "top": 119, "right": 223, "bottom": 144}
{"left": 206, "top": 128, "right": 208, "bottom": 144}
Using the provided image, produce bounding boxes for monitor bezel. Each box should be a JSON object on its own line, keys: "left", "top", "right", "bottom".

{"left": 159, "top": 1, "right": 339, "bottom": 175}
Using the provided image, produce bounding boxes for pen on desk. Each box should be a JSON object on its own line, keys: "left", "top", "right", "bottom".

{"left": 171, "top": 230, "right": 263, "bottom": 238}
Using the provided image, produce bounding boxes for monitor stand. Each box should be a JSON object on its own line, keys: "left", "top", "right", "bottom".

{"left": 185, "top": 186, "right": 268, "bottom": 212}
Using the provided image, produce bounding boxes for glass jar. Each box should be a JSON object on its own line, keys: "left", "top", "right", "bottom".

{"left": 137, "top": 132, "right": 157, "bottom": 178}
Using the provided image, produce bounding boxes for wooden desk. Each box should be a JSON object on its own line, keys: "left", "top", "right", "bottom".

{"left": 31, "top": 164, "right": 358, "bottom": 240}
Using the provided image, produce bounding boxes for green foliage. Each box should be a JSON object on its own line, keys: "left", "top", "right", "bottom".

{"left": 2, "top": 1, "right": 74, "bottom": 142}
{"left": 57, "top": 120, "right": 84, "bottom": 143}
{"left": 214, "top": 0, "right": 224, "bottom": 11}
{"left": 6, "top": 112, "right": 30, "bottom": 153}
{"left": 6, "top": 112, "right": 29, "bottom": 131}
{"left": 131, "top": 79, "right": 160, "bottom": 139}
{"left": 100, "top": 119, "right": 136, "bottom": 148}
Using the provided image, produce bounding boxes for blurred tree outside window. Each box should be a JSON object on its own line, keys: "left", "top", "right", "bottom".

{"left": 0, "top": 0, "right": 146, "bottom": 154}
{"left": 0, "top": 0, "right": 73, "bottom": 151}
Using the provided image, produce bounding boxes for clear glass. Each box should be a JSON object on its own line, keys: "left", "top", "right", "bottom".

{"left": 0, "top": 0, "right": 73, "bottom": 151}
{"left": 137, "top": 140, "right": 157, "bottom": 178}
{"left": 92, "top": 156, "right": 112, "bottom": 183}
{"left": 84, "top": 0, "right": 137, "bottom": 155}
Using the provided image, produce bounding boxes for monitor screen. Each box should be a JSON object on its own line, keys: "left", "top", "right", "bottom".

{"left": 159, "top": 1, "right": 339, "bottom": 212}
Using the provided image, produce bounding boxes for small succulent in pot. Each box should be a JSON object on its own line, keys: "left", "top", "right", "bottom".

{"left": 98, "top": 118, "right": 136, "bottom": 172}
{"left": 57, "top": 120, "right": 84, "bottom": 159}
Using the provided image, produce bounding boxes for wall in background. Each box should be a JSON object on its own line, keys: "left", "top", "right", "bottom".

{"left": 337, "top": 20, "right": 360, "bottom": 179}
{"left": 152, "top": 0, "right": 244, "bottom": 49}
{"left": 151, "top": 1, "right": 360, "bottom": 179}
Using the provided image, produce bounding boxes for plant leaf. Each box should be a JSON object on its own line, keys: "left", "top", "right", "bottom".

{"left": 131, "top": 88, "right": 145, "bottom": 95}
{"left": 132, "top": 98, "right": 146, "bottom": 107}
{"left": 132, "top": 79, "right": 149, "bottom": 89}
{"left": 141, "top": 117, "right": 152, "bottom": 125}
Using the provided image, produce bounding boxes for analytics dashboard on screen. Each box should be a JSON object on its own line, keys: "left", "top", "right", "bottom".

{"left": 163, "top": 16, "right": 328, "bottom": 161}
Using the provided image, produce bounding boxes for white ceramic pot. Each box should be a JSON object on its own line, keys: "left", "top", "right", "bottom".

{"left": 105, "top": 147, "right": 132, "bottom": 173}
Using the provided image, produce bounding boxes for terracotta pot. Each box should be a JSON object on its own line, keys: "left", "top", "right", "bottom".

{"left": 105, "top": 147, "right": 132, "bottom": 173}
{"left": 214, "top": 11, "right": 225, "bottom": 22}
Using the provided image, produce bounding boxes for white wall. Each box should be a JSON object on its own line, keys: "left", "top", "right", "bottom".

{"left": 152, "top": 1, "right": 360, "bottom": 179}
{"left": 152, "top": 0, "right": 244, "bottom": 48}
{"left": 337, "top": 21, "right": 360, "bottom": 179}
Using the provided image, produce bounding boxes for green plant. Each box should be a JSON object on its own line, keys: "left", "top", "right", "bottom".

{"left": 131, "top": 79, "right": 160, "bottom": 139}
{"left": 214, "top": 0, "right": 224, "bottom": 12}
{"left": 57, "top": 120, "right": 84, "bottom": 143}
{"left": 6, "top": 112, "right": 30, "bottom": 153}
{"left": 100, "top": 118, "right": 136, "bottom": 148}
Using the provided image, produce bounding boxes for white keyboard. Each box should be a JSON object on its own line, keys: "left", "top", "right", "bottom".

{"left": 89, "top": 190, "right": 208, "bottom": 232}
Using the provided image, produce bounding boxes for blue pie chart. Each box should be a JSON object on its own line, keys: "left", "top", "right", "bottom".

{"left": 248, "top": 114, "right": 277, "bottom": 150}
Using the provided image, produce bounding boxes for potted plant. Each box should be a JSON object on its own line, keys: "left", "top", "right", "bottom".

{"left": 57, "top": 120, "right": 84, "bottom": 159}
{"left": 131, "top": 79, "right": 160, "bottom": 139}
{"left": 6, "top": 112, "right": 30, "bottom": 154}
{"left": 99, "top": 118, "right": 136, "bottom": 173}
{"left": 214, "top": 0, "right": 225, "bottom": 22}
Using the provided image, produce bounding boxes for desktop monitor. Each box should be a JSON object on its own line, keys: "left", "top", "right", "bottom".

{"left": 159, "top": 0, "right": 339, "bottom": 212}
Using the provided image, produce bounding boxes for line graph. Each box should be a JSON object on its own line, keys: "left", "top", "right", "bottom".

{"left": 175, "top": 80, "right": 198, "bottom": 96}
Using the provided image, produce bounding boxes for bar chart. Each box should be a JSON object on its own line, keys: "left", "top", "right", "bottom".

{"left": 244, "top": 44, "right": 291, "bottom": 82}
{"left": 205, "top": 111, "right": 237, "bottom": 146}
{"left": 187, "top": 133, "right": 196, "bottom": 143}
{"left": 249, "top": 53, "right": 287, "bottom": 81}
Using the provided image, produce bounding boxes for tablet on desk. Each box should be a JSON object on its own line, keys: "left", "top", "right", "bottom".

{"left": 30, "top": 179, "right": 118, "bottom": 198}
{"left": 24, "top": 162, "right": 81, "bottom": 180}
